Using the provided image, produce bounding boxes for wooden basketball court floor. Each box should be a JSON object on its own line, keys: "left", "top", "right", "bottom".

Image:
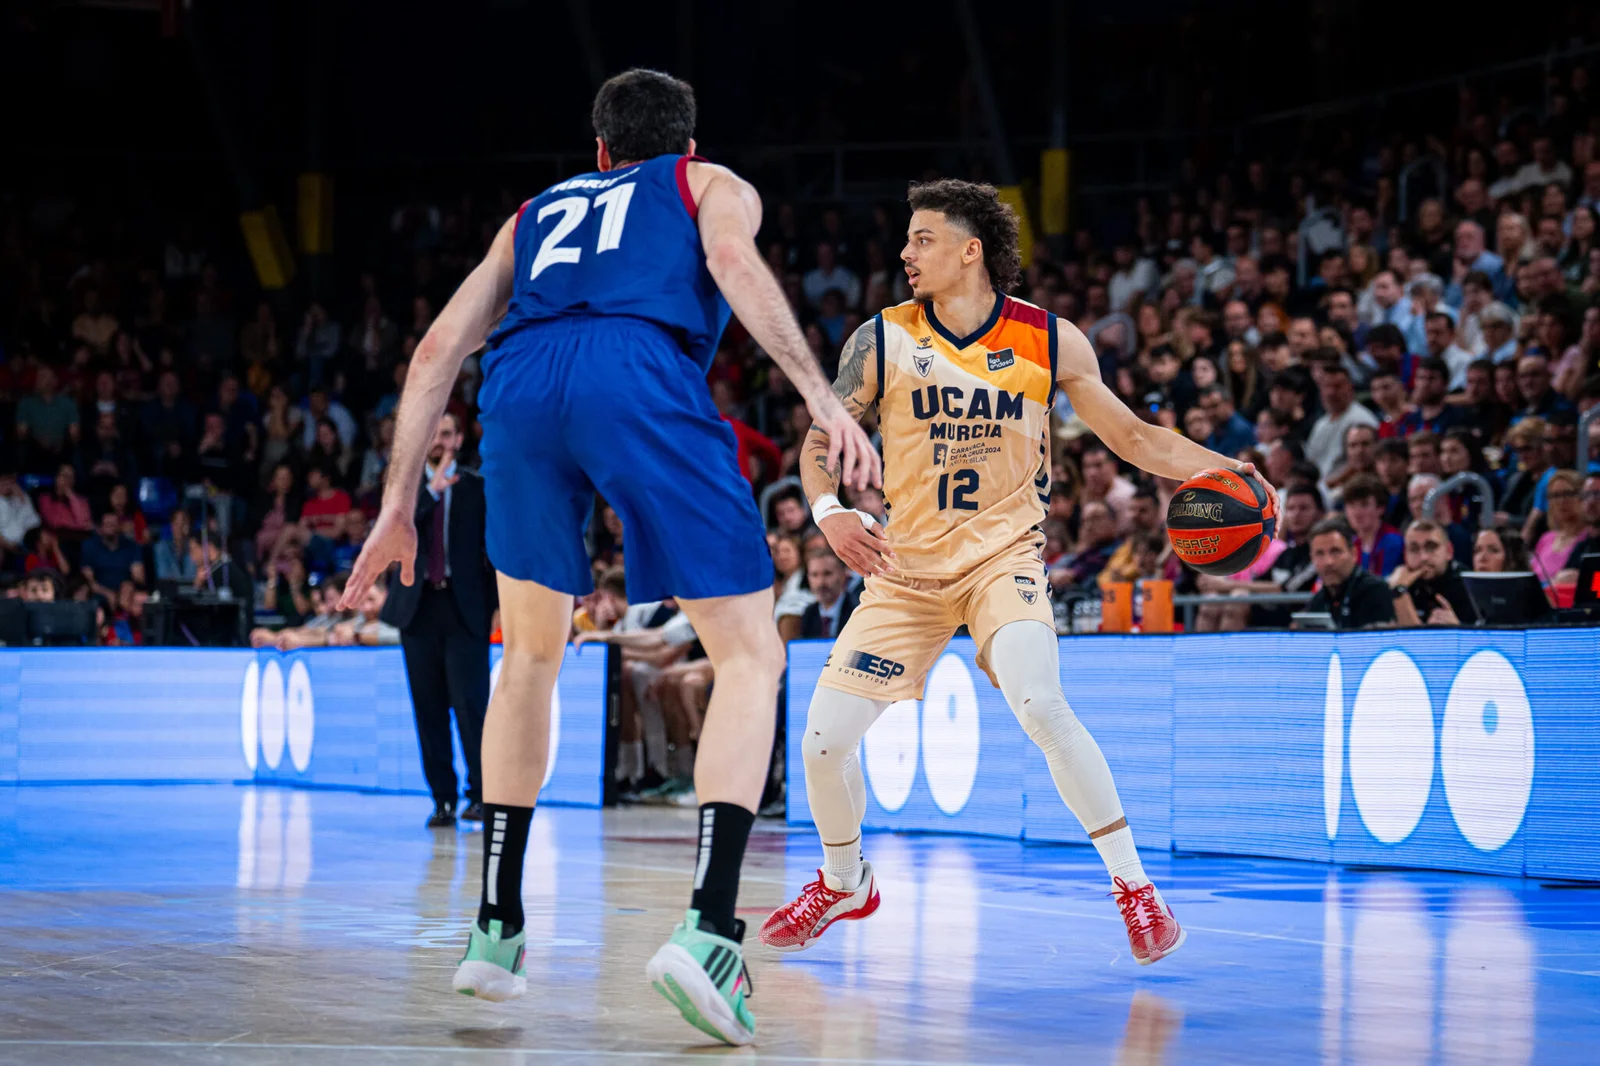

{"left": 2, "top": 784, "right": 1598, "bottom": 1064}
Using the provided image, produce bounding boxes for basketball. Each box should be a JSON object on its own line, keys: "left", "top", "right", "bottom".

{"left": 1166, "top": 468, "right": 1277, "bottom": 576}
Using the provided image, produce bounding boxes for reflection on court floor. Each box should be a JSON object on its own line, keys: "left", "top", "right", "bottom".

{"left": 0, "top": 785, "right": 1596, "bottom": 1064}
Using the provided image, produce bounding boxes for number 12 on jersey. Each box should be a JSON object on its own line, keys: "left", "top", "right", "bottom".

{"left": 937, "top": 469, "right": 979, "bottom": 511}
{"left": 529, "top": 184, "right": 637, "bottom": 281}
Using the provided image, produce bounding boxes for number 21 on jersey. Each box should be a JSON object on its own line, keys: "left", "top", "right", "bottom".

{"left": 529, "top": 183, "right": 636, "bottom": 280}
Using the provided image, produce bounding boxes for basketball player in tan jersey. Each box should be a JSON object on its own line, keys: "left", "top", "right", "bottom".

{"left": 759, "top": 179, "right": 1277, "bottom": 964}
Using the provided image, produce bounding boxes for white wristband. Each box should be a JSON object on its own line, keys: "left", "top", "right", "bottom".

{"left": 811, "top": 493, "right": 878, "bottom": 529}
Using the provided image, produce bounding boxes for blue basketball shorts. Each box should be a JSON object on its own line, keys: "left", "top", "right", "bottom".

{"left": 478, "top": 317, "right": 772, "bottom": 604}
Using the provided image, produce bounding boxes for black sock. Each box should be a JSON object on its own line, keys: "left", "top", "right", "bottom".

{"left": 477, "top": 804, "right": 533, "bottom": 935}
{"left": 690, "top": 802, "right": 755, "bottom": 940}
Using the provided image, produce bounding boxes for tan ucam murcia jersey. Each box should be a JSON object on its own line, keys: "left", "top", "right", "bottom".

{"left": 874, "top": 293, "right": 1056, "bottom": 577}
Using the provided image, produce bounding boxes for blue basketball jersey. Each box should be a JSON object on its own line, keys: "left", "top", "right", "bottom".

{"left": 489, "top": 154, "right": 730, "bottom": 373}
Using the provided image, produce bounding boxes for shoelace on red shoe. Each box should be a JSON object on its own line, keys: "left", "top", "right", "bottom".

{"left": 1110, "top": 876, "right": 1164, "bottom": 940}
{"left": 790, "top": 872, "right": 850, "bottom": 929}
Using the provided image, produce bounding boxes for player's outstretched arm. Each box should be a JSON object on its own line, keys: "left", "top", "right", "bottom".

{"left": 692, "top": 165, "right": 881, "bottom": 492}
{"left": 338, "top": 214, "right": 518, "bottom": 610}
{"left": 1055, "top": 319, "right": 1279, "bottom": 514}
{"left": 798, "top": 322, "right": 894, "bottom": 576}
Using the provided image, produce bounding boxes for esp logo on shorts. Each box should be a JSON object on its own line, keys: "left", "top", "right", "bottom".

{"left": 844, "top": 650, "right": 907, "bottom": 682}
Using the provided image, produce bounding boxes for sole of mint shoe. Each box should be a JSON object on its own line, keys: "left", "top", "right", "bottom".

{"left": 452, "top": 959, "right": 527, "bottom": 1000}
{"left": 1135, "top": 924, "right": 1188, "bottom": 966}
{"left": 645, "top": 942, "right": 753, "bottom": 1046}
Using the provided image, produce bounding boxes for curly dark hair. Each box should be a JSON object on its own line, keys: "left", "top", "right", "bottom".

{"left": 591, "top": 69, "right": 696, "bottom": 164}
{"left": 906, "top": 179, "right": 1022, "bottom": 293}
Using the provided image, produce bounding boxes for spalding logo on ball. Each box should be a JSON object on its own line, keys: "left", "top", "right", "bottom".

{"left": 1166, "top": 468, "right": 1277, "bottom": 576}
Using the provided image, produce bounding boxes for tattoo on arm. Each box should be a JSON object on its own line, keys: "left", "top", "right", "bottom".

{"left": 834, "top": 322, "right": 875, "bottom": 404}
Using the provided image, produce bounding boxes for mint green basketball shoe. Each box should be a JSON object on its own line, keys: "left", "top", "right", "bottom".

{"left": 451, "top": 919, "right": 527, "bottom": 1001}
{"left": 645, "top": 909, "right": 755, "bottom": 1046}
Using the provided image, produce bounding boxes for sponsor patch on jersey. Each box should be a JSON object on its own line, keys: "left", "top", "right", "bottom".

{"left": 1014, "top": 575, "right": 1037, "bottom": 586}
{"left": 916, "top": 335, "right": 934, "bottom": 349}
{"left": 932, "top": 443, "right": 948, "bottom": 467}
{"left": 986, "top": 347, "right": 1015, "bottom": 372}
{"left": 913, "top": 352, "right": 934, "bottom": 377}
{"left": 1018, "top": 589, "right": 1038, "bottom": 605}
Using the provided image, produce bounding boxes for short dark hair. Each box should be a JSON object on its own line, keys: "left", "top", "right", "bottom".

{"left": 1366, "top": 323, "right": 1406, "bottom": 350}
{"left": 596, "top": 566, "right": 627, "bottom": 599}
{"left": 1259, "top": 330, "right": 1289, "bottom": 349}
{"left": 591, "top": 69, "right": 696, "bottom": 164}
{"left": 1309, "top": 516, "right": 1355, "bottom": 547}
{"left": 1285, "top": 483, "right": 1326, "bottom": 510}
{"left": 1416, "top": 356, "right": 1450, "bottom": 380}
{"left": 1408, "top": 429, "right": 1440, "bottom": 452}
{"left": 1377, "top": 438, "right": 1409, "bottom": 462}
{"left": 1467, "top": 357, "right": 1495, "bottom": 377}
{"left": 906, "top": 179, "right": 1022, "bottom": 293}
{"left": 1425, "top": 310, "right": 1454, "bottom": 329}
{"left": 1463, "top": 270, "right": 1493, "bottom": 291}
{"left": 1342, "top": 473, "right": 1387, "bottom": 507}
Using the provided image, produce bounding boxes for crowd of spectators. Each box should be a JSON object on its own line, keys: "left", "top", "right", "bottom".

{"left": 5, "top": 61, "right": 1600, "bottom": 662}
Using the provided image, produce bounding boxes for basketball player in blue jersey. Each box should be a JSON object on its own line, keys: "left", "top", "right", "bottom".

{"left": 339, "top": 69, "right": 880, "bottom": 1046}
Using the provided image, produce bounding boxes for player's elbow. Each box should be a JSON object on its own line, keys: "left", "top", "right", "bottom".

{"left": 704, "top": 235, "right": 755, "bottom": 285}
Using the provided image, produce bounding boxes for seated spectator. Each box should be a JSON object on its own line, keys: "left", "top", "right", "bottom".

{"left": 1097, "top": 488, "right": 1168, "bottom": 588}
{"left": 252, "top": 462, "right": 302, "bottom": 563}
{"left": 105, "top": 482, "right": 148, "bottom": 545}
{"left": 1369, "top": 371, "right": 1411, "bottom": 438}
{"left": 1306, "top": 359, "right": 1378, "bottom": 478}
{"left": 1566, "top": 473, "right": 1600, "bottom": 568}
{"left": 791, "top": 551, "right": 856, "bottom": 640}
{"left": 299, "top": 387, "right": 357, "bottom": 452}
{"left": 283, "top": 464, "right": 352, "bottom": 571}
{"left": 259, "top": 385, "right": 304, "bottom": 476}
{"left": 1396, "top": 358, "right": 1459, "bottom": 437}
{"left": 1051, "top": 500, "right": 1120, "bottom": 590}
{"left": 1323, "top": 423, "right": 1378, "bottom": 504}
{"left": 0, "top": 473, "right": 42, "bottom": 571}
{"left": 1534, "top": 469, "right": 1588, "bottom": 581}
{"left": 102, "top": 580, "right": 149, "bottom": 646}
{"left": 39, "top": 460, "right": 93, "bottom": 534}
{"left": 189, "top": 536, "right": 254, "bottom": 605}
{"left": 15, "top": 367, "right": 81, "bottom": 472}
{"left": 252, "top": 573, "right": 348, "bottom": 649}
{"left": 306, "top": 417, "right": 353, "bottom": 486}
{"left": 1301, "top": 517, "right": 1397, "bottom": 629}
{"left": 1339, "top": 474, "right": 1405, "bottom": 577}
{"left": 573, "top": 566, "right": 629, "bottom": 634}
{"left": 261, "top": 553, "right": 314, "bottom": 628}
{"left": 77, "top": 411, "right": 140, "bottom": 496}
{"left": 357, "top": 415, "right": 395, "bottom": 506}
{"left": 1387, "top": 519, "right": 1479, "bottom": 626}
{"left": 1199, "top": 385, "right": 1256, "bottom": 457}
{"left": 81, "top": 510, "right": 145, "bottom": 601}
{"left": 1471, "top": 527, "right": 1532, "bottom": 573}
{"left": 19, "top": 568, "right": 62, "bottom": 603}
{"left": 1407, "top": 430, "right": 1443, "bottom": 477}
{"left": 1375, "top": 438, "right": 1412, "bottom": 526}
{"left": 1514, "top": 352, "right": 1574, "bottom": 423}
{"left": 139, "top": 370, "right": 197, "bottom": 477}
{"left": 330, "top": 582, "right": 401, "bottom": 646}
{"left": 22, "top": 528, "right": 70, "bottom": 574}
{"left": 767, "top": 484, "right": 812, "bottom": 537}
{"left": 153, "top": 510, "right": 198, "bottom": 583}
{"left": 1080, "top": 441, "right": 1136, "bottom": 529}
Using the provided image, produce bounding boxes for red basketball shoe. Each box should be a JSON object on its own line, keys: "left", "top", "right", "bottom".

{"left": 1111, "top": 876, "right": 1187, "bottom": 965}
{"left": 758, "top": 863, "right": 880, "bottom": 952}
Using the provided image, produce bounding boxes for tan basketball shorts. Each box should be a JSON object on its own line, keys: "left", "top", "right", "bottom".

{"left": 818, "top": 533, "right": 1054, "bottom": 702}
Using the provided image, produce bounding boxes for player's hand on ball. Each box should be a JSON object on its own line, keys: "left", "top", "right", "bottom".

{"left": 819, "top": 511, "right": 894, "bottom": 577}
{"left": 338, "top": 507, "right": 417, "bottom": 611}
{"left": 1236, "top": 461, "right": 1280, "bottom": 527}
{"left": 810, "top": 394, "right": 883, "bottom": 492}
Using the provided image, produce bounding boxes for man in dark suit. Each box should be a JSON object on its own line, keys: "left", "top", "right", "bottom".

{"left": 798, "top": 551, "right": 858, "bottom": 639}
{"left": 381, "top": 413, "right": 497, "bottom": 827}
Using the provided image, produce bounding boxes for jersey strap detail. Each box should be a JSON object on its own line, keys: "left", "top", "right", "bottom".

{"left": 1046, "top": 311, "right": 1059, "bottom": 405}
{"left": 874, "top": 313, "right": 886, "bottom": 403}
{"left": 513, "top": 198, "right": 534, "bottom": 236}
{"left": 675, "top": 155, "right": 710, "bottom": 221}
{"left": 925, "top": 292, "right": 1004, "bottom": 350}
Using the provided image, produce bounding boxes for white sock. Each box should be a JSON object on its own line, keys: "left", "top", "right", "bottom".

{"left": 1091, "top": 824, "right": 1148, "bottom": 886}
{"left": 822, "top": 837, "right": 863, "bottom": 890}
{"left": 617, "top": 741, "right": 643, "bottom": 781}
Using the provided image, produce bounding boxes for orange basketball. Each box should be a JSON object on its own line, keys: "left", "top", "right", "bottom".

{"left": 1166, "top": 468, "right": 1277, "bottom": 576}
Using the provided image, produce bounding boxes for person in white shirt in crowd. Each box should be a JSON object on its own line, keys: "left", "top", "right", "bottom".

{"left": 1423, "top": 311, "right": 1476, "bottom": 391}
{"left": 1306, "top": 359, "right": 1379, "bottom": 479}
{"left": 1479, "top": 302, "right": 1520, "bottom": 363}
{"left": 1403, "top": 274, "right": 1456, "bottom": 356}
{"left": 1108, "top": 242, "right": 1159, "bottom": 312}
{"left": 1509, "top": 135, "right": 1573, "bottom": 197}
{"left": 0, "top": 474, "right": 42, "bottom": 569}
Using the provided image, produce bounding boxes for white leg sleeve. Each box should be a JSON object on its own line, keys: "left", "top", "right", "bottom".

{"left": 800, "top": 686, "right": 889, "bottom": 847}
{"left": 986, "top": 620, "right": 1131, "bottom": 837}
